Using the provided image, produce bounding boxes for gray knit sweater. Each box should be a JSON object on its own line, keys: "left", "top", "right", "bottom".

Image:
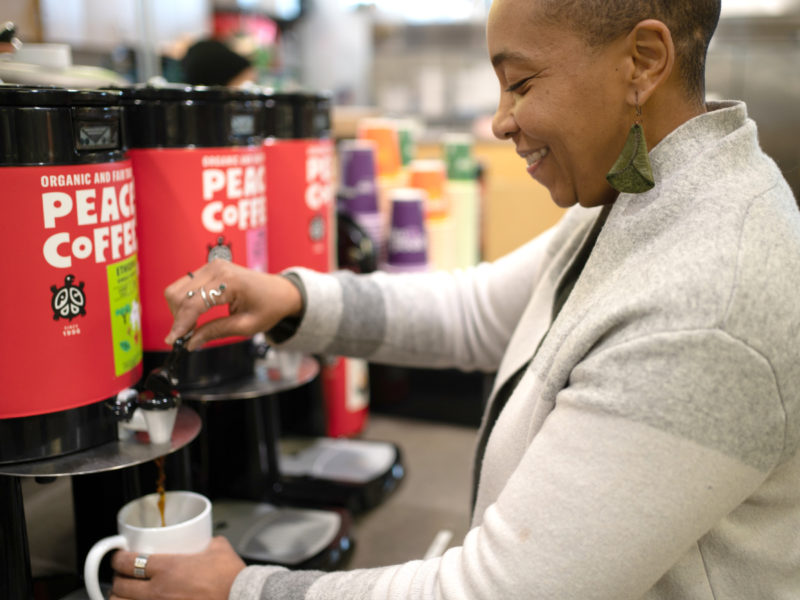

{"left": 231, "top": 101, "right": 800, "bottom": 599}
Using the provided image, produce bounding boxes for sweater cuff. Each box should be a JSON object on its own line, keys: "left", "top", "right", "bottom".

{"left": 265, "top": 273, "right": 307, "bottom": 344}
{"left": 228, "top": 565, "right": 286, "bottom": 600}
{"left": 266, "top": 267, "right": 344, "bottom": 353}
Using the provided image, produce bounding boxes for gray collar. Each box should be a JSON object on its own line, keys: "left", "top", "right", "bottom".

{"left": 649, "top": 100, "right": 748, "bottom": 184}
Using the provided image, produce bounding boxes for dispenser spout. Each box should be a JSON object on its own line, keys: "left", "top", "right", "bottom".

{"left": 137, "top": 336, "right": 189, "bottom": 444}
{"left": 110, "top": 336, "right": 188, "bottom": 444}
{"left": 136, "top": 394, "right": 179, "bottom": 445}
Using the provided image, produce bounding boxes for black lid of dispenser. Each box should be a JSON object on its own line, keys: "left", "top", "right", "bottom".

{"left": 118, "top": 84, "right": 266, "bottom": 149}
{"left": 0, "top": 84, "right": 126, "bottom": 166}
{"left": 267, "top": 91, "right": 331, "bottom": 140}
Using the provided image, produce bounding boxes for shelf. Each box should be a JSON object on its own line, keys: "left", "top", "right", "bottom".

{"left": 180, "top": 356, "right": 319, "bottom": 402}
{"left": 0, "top": 405, "right": 201, "bottom": 478}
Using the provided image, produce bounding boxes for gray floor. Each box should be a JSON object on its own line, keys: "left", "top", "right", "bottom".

{"left": 20, "top": 414, "right": 478, "bottom": 577}
{"left": 348, "top": 415, "right": 476, "bottom": 568}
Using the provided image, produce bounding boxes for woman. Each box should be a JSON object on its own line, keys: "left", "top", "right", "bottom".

{"left": 111, "top": 0, "right": 800, "bottom": 598}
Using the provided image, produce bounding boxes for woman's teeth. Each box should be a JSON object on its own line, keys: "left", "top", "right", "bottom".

{"left": 527, "top": 148, "right": 549, "bottom": 165}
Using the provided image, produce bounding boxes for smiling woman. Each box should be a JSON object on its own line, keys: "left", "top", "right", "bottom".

{"left": 487, "top": 0, "right": 718, "bottom": 207}
{"left": 109, "top": 1, "right": 800, "bottom": 599}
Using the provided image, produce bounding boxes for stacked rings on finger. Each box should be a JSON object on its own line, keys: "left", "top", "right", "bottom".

{"left": 207, "top": 282, "right": 226, "bottom": 306}
{"left": 199, "top": 286, "right": 212, "bottom": 309}
{"left": 187, "top": 283, "right": 226, "bottom": 307}
{"left": 133, "top": 554, "right": 149, "bottom": 579}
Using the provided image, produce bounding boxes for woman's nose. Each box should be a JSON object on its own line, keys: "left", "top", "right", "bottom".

{"left": 492, "top": 95, "right": 518, "bottom": 140}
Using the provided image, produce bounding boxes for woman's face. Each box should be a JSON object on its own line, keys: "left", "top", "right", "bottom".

{"left": 487, "top": 0, "right": 631, "bottom": 208}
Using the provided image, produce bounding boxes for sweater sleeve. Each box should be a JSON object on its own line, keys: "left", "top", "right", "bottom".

{"left": 271, "top": 223, "right": 560, "bottom": 373}
{"left": 230, "top": 328, "right": 785, "bottom": 599}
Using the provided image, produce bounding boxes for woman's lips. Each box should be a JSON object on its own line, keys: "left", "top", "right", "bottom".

{"left": 524, "top": 147, "right": 549, "bottom": 176}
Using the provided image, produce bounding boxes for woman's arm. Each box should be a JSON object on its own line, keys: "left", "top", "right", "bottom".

{"left": 277, "top": 222, "right": 561, "bottom": 373}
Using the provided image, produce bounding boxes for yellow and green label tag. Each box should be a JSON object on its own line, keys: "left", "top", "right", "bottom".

{"left": 107, "top": 255, "right": 143, "bottom": 376}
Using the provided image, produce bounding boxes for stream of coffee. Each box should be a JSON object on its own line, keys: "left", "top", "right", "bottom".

{"left": 154, "top": 456, "right": 166, "bottom": 527}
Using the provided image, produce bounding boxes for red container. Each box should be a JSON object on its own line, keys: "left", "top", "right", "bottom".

{"left": 265, "top": 93, "right": 367, "bottom": 436}
{"left": 321, "top": 357, "right": 370, "bottom": 437}
{"left": 265, "top": 93, "right": 334, "bottom": 274}
{"left": 122, "top": 85, "right": 267, "bottom": 388}
{"left": 2, "top": 162, "right": 141, "bottom": 417}
{"left": 130, "top": 145, "right": 268, "bottom": 347}
{"left": 0, "top": 85, "right": 140, "bottom": 462}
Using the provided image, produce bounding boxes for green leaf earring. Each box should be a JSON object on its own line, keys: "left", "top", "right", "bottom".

{"left": 606, "top": 98, "right": 655, "bottom": 194}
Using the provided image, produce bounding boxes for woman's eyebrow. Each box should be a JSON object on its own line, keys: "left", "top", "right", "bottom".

{"left": 491, "top": 49, "right": 531, "bottom": 68}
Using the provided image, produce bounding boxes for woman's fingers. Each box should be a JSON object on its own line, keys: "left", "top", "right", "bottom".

{"left": 110, "top": 549, "right": 144, "bottom": 576}
{"left": 109, "top": 550, "right": 167, "bottom": 599}
{"left": 109, "top": 538, "right": 245, "bottom": 600}
{"left": 162, "top": 261, "right": 302, "bottom": 350}
{"left": 164, "top": 261, "right": 236, "bottom": 345}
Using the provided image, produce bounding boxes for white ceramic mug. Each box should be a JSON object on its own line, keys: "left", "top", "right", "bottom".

{"left": 83, "top": 490, "right": 212, "bottom": 600}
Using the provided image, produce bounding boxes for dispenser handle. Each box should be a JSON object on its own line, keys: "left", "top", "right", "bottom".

{"left": 164, "top": 335, "right": 190, "bottom": 381}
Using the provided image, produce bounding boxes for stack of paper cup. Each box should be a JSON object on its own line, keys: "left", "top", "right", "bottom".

{"left": 357, "top": 117, "right": 404, "bottom": 223}
{"left": 338, "top": 139, "right": 384, "bottom": 255}
{"left": 383, "top": 188, "right": 429, "bottom": 273}
{"left": 357, "top": 117, "right": 402, "bottom": 180}
{"left": 408, "top": 159, "right": 457, "bottom": 271}
{"left": 396, "top": 118, "right": 419, "bottom": 172}
{"left": 443, "top": 133, "right": 480, "bottom": 269}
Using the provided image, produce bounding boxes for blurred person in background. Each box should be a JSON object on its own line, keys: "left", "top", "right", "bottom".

{"left": 180, "top": 38, "right": 255, "bottom": 87}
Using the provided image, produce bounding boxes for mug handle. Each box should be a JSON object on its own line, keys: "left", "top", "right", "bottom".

{"left": 84, "top": 534, "right": 127, "bottom": 600}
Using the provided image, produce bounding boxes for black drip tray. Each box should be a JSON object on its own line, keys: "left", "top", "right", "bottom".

{"left": 212, "top": 500, "right": 353, "bottom": 570}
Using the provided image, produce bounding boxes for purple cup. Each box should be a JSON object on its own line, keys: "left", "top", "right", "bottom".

{"left": 339, "top": 139, "right": 379, "bottom": 214}
{"left": 384, "top": 188, "right": 428, "bottom": 272}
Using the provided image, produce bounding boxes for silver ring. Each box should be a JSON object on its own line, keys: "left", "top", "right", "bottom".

{"left": 199, "top": 286, "right": 212, "bottom": 310}
{"left": 133, "top": 554, "right": 149, "bottom": 579}
{"left": 186, "top": 290, "right": 195, "bottom": 299}
{"left": 208, "top": 288, "right": 221, "bottom": 306}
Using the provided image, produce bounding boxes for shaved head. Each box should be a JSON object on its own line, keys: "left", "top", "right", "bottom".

{"left": 537, "top": 0, "right": 721, "bottom": 99}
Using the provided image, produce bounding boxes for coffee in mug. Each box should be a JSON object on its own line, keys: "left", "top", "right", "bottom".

{"left": 83, "top": 490, "right": 212, "bottom": 600}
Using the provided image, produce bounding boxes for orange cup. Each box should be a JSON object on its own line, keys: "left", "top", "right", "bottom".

{"left": 408, "top": 159, "right": 449, "bottom": 218}
{"left": 357, "top": 118, "right": 401, "bottom": 180}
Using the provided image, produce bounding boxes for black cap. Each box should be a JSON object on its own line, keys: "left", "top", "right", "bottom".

{"left": 180, "top": 39, "right": 251, "bottom": 86}
{"left": 0, "top": 84, "right": 125, "bottom": 166}
{"left": 116, "top": 84, "right": 266, "bottom": 148}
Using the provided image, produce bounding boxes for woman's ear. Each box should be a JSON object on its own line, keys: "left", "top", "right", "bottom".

{"left": 626, "top": 19, "right": 675, "bottom": 106}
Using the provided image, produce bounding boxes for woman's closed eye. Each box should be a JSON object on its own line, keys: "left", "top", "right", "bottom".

{"left": 505, "top": 75, "right": 536, "bottom": 94}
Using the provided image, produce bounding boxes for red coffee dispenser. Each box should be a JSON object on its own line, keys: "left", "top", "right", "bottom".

{"left": 265, "top": 91, "right": 335, "bottom": 274}
{"left": 262, "top": 92, "right": 404, "bottom": 513}
{"left": 265, "top": 92, "right": 370, "bottom": 437}
{"left": 0, "top": 84, "right": 141, "bottom": 464}
{"left": 121, "top": 85, "right": 267, "bottom": 388}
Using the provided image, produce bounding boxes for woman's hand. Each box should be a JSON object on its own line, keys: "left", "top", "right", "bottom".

{"left": 164, "top": 260, "right": 303, "bottom": 351}
{"left": 109, "top": 536, "right": 246, "bottom": 600}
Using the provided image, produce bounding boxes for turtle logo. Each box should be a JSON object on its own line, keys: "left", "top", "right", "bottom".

{"left": 208, "top": 236, "right": 233, "bottom": 263}
{"left": 50, "top": 274, "right": 87, "bottom": 321}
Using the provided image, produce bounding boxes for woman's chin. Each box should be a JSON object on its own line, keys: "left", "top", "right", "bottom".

{"left": 547, "top": 189, "right": 579, "bottom": 209}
